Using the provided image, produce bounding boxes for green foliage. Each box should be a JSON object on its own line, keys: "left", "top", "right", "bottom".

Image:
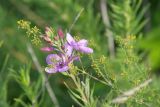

{"left": 64, "top": 35, "right": 160, "bottom": 107}
{"left": 0, "top": 70, "right": 10, "bottom": 107}
{"left": 65, "top": 74, "right": 97, "bottom": 107}
{"left": 0, "top": 41, "right": 3, "bottom": 47}
{"left": 0, "top": 0, "right": 160, "bottom": 107}
{"left": 10, "top": 64, "right": 44, "bottom": 107}
{"left": 0, "top": 77, "right": 10, "bottom": 107}
{"left": 140, "top": 27, "right": 160, "bottom": 69}
{"left": 109, "top": 0, "right": 149, "bottom": 36}
{"left": 0, "top": 46, "right": 10, "bottom": 107}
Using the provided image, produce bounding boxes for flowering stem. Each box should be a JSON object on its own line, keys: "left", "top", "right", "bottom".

{"left": 69, "top": 74, "right": 88, "bottom": 104}
{"left": 78, "top": 58, "right": 112, "bottom": 87}
{"left": 90, "top": 55, "right": 113, "bottom": 87}
{"left": 80, "top": 70, "right": 111, "bottom": 86}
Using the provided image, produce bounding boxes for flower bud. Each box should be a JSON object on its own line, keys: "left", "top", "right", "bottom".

{"left": 61, "top": 46, "right": 65, "bottom": 50}
{"left": 44, "top": 36, "right": 52, "bottom": 42}
{"left": 58, "top": 28, "right": 64, "bottom": 38}
{"left": 54, "top": 36, "right": 59, "bottom": 41}
{"left": 45, "top": 27, "right": 50, "bottom": 32}
{"left": 45, "top": 27, "right": 53, "bottom": 37}
{"left": 41, "top": 47, "right": 54, "bottom": 52}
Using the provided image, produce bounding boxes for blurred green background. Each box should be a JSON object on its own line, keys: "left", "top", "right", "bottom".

{"left": 0, "top": 0, "right": 160, "bottom": 106}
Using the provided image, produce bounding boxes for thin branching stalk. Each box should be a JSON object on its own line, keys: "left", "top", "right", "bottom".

{"left": 27, "top": 43, "right": 60, "bottom": 107}
{"left": 0, "top": 54, "right": 10, "bottom": 74}
{"left": 69, "top": 8, "right": 84, "bottom": 32}
{"left": 100, "top": 0, "right": 115, "bottom": 58}
{"left": 112, "top": 78, "right": 152, "bottom": 104}
{"left": 79, "top": 58, "right": 109, "bottom": 86}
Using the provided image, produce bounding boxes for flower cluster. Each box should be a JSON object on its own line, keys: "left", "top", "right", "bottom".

{"left": 41, "top": 27, "right": 93, "bottom": 73}
{"left": 17, "top": 20, "right": 41, "bottom": 45}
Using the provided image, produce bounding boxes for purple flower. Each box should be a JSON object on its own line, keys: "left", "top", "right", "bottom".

{"left": 45, "top": 54, "right": 78, "bottom": 73}
{"left": 66, "top": 33, "right": 93, "bottom": 54}
{"left": 43, "top": 31, "right": 92, "bottom": 74}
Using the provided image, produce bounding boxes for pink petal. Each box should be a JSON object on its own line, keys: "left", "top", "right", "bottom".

{"left": 66, "top": 33, "right": 75, "bottom": 44}
{"left": 46, "top": 54, "right": 61, "bottom": 64}
{"left": 78, "top": 39, "right": 88, "bottom": 47}
{"left": 45, "top": 67, "right": 58, "bottom": 73}
{"left": 58, "top": 66, "right": 69, "bottom": 72}
{"left": 58, "top": 53, "right": 67, "bottom": 63}
{"left": 68, "top": 56, "right": 79, "bottom": 63}
{"left": 79, "top": 46, "right": 93, "bottom": 54}
{"left": 65, "top": 44, "right": 73, "bottom": 56}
